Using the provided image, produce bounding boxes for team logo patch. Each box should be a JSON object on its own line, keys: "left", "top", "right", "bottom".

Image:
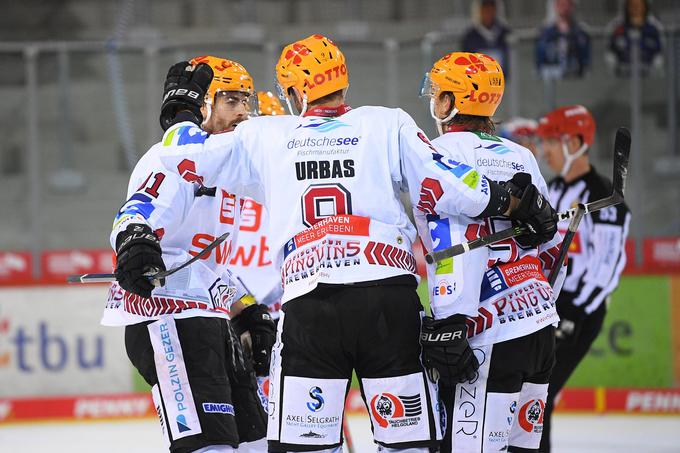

{"left": 518, "top": 399, "right": 545, "bottom": 433}
{"left": 306, "top": 386, "right": 325, "bottom": 412}
{"left": 370, "top": 393, "right": 422, "bottom": 428}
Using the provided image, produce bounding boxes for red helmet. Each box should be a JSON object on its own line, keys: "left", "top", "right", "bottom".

{"left": 537, "top": 105, "right": 596, "bottom": 146}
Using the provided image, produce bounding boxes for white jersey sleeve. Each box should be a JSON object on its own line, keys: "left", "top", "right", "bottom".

{"left": 111, "top": 143, "right": 196, "bottom": 248}
{"left": 396, "top": 109, "right": 492, "bottom": 218}
{"left": 158, "top": 122, "right": 266, "bottom": 202}
{"left": 112, "top": 122, "right": 268, "bottom": 247}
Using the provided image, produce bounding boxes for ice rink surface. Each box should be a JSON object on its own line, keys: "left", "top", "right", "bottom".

{"left": 1, "top": 414, "right": 679, "bottom": 452}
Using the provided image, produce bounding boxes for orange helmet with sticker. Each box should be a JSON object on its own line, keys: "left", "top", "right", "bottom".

{"left": 421, "top": 52, "right": 504, "bottom": 117}
{"left": 276, "top": 34, "right": 348, "bottom": 106}
{"left": 190, "top": 55, "right": 255, "bottom": 105}
{"left": 257, "top": 91, "right": 285, "bottom": 116}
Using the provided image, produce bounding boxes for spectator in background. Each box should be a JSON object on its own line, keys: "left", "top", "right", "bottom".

{"left": 606, "top": 0, "right": 663, "bottom": 77}
{"left": 461, "top": 0, "right": 511, "bottom": 75}
{"left": 536, "top": 0, "right": 591, "bottom": 79}
{"left": 499, "top": 117, "right": 539, "bottom": 156}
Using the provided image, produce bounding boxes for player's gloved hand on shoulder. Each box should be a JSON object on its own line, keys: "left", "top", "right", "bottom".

{"left": 160, "top": 61, "right": 213, "bottom": 131}
{"left": 555, "top": 299, "right": 587, "bottom": 348}
{"left": 421, "top": 314, "right": 479, "bottom": 385}
{"left": 504, "top": 173, "right": 558, "bottom": 248}
{"left": 114, "top": 224, "right": 165, "bottom": 298}
{"left": 231, "top": 303, "right": 276, "bottom": 375}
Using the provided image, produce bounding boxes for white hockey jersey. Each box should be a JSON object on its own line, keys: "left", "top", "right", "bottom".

{"left": 102, "top": 135, "right": 249, "bottom": 326}
{"left": 121, "top": 105, "right": 497, "bottom": 304}
{"left": 224, "top": 197, "right": 283, "bottom": 316}
{"left": 416, "top": 130, "right": 565, "bottom": 346}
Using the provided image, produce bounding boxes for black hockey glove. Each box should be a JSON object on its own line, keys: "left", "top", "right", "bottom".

{"left": 505, "top": 173, "right": 558, "bottom": 248}
{"left": 159, "top": 61, "right": 213, "bottom": 131}
{"left": 421, "top": 314, "right": 479, "bottom": 385}
{"left": 555, "top": 299, "right": 587, "bottom": 348}
{"left": 114, "top": 224, "right": 165, "bottom": 298}
{"left": 231, "top": 304, "right": 276, "bottom": 376}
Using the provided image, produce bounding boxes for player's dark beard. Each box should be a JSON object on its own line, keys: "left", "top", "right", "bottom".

{"left": 214, "top": 117, "right": 246, "bottom": 134}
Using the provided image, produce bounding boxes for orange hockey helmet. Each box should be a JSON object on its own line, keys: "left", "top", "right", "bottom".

{"left": 190, "top": 55, "right": 256, "bottom": 111}
{"left": 257, "top": 91, "right": 286, "bottom": 116}
{"left": 421, "top": 52, "right": 504, "bottom": 118}
{"left": 276, "top": 34, "right": 348, "bottom": 115}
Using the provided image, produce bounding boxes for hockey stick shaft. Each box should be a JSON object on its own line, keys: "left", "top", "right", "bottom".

{"left": 425, "top": 127, "right": 631, "bottom": 265}
{"left": 547, "top": 203, "right": 585, "bottom": 286}
{"left": 67, "top": 232, "right": 230, "bottom": 284}
{"left": 425, "top": 203, "right": 615, "bottom": 264}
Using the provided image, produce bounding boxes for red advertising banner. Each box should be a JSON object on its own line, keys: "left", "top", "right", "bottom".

{"left": 0, "top": 252, "right": 32, "bottom": 284}
{"left": 41, "top": 250, "right": 114, "bottom": 281}
{"left": 643, "top": 237, "right": 680, "bottom": 272}
{"left": 0, "top": 393, "right": 155, "bottom": 423}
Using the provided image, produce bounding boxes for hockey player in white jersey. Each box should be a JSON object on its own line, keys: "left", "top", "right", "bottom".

{"left": 416, "top": 52, "right": 564, "bottom": 453}
{"left": 536, "top": 105, "right": 630, "bottom": 453}
{"left": 106, "top": 56, "right": 275, "bottom": 453}
{"left": 119, "top": 34, "right": 559, "bottom": 452}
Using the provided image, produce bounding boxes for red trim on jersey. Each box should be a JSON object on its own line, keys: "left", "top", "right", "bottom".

{"left": 303, "top": 104, "right": 352, "bottom": 117}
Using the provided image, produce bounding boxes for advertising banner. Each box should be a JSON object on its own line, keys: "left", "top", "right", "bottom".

{"left": 0, "top": 285, "right": 132, "bottom": 397}
{"left": 566, "top": 276, "right": 674, "bottom": 388}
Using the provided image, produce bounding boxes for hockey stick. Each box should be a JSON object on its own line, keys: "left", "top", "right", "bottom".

{"left": 425, "top": 127, "right": 631, "bottom": 265}
{"left": 547, "top": 203, "right": 585, "bottom": 286}
{"left": 66, "top": 232, "right": 230, "bottom": 284}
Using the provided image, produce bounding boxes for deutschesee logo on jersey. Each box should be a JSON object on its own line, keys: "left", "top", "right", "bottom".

{"left": 287, "top": 116, "right": 361, "bottom": 151}
{"left": 370, "top": 393, "right": 423, "bottom": 429}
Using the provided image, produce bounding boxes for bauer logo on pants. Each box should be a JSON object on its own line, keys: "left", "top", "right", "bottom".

{"left": 518, "top": 399, "right": 545, "bottom": 433}
{"left": 370, "top": 393, "right": 422, "bottom": 428}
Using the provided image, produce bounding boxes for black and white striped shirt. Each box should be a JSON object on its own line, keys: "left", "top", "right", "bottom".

{"left": 547, "top": 166, "right": 631, "bottom": 314}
